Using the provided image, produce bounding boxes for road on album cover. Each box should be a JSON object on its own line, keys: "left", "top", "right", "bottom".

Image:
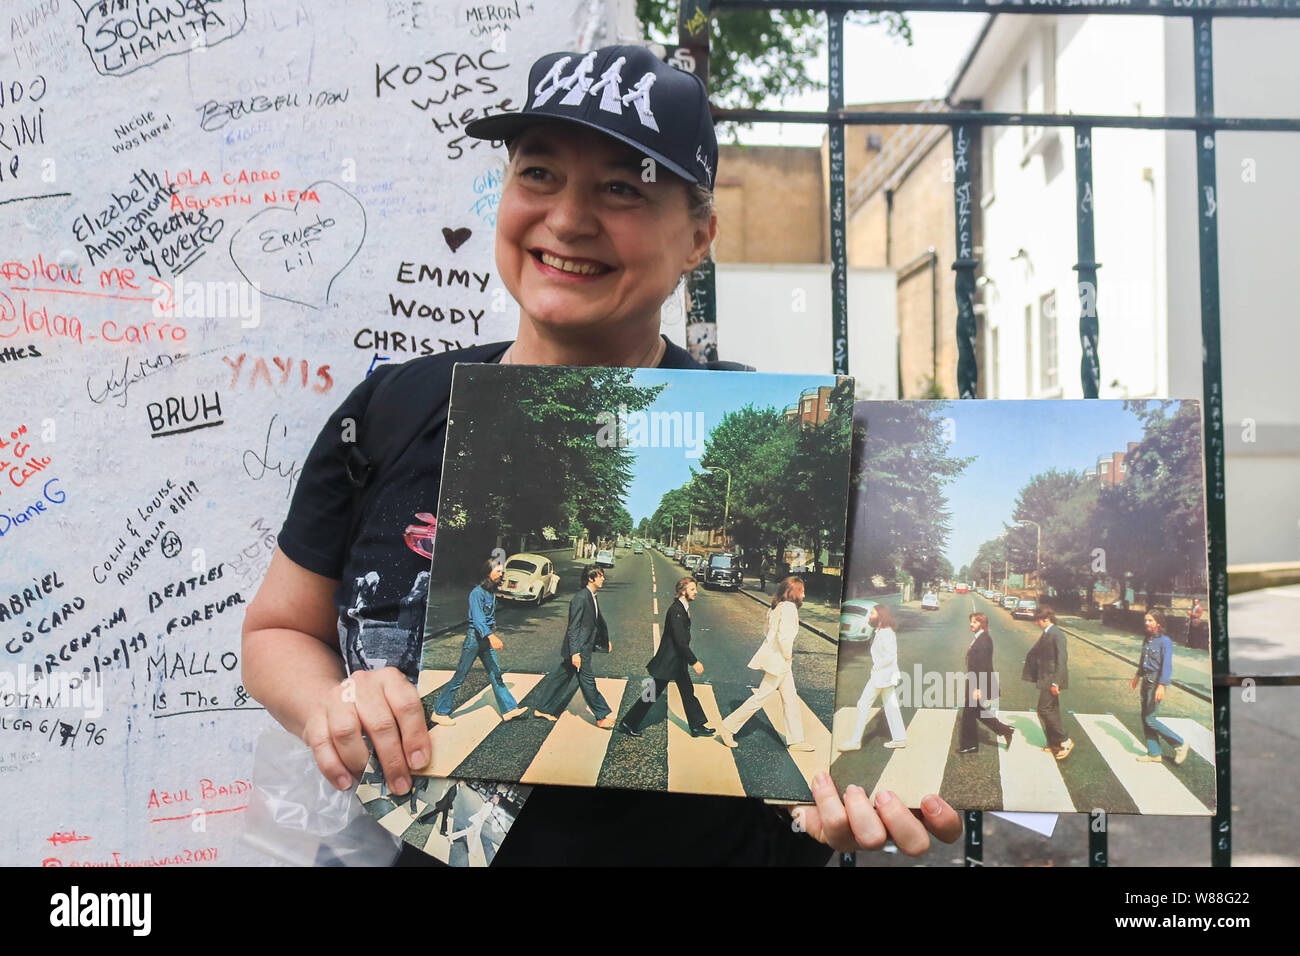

{"left": 420, "top": 545, "right": 837, "bottom": 801}
{"left": 833, "top": 589, "right": 1216, "bottom": 814}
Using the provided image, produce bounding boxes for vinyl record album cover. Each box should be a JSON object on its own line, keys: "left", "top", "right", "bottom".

{"left": 831, "top": 399, "right": 1216, "bottom": 815}
{"left": 397, "top": 363, "right": 855, "bottom": 804}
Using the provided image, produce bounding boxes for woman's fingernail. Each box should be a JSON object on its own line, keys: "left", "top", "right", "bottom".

{"left": 847, "top": 784, "right": 865, "bottom": 799}
{"left": 394, "top": 777, "right": 410, "bottom": 795}
{"left": 410, "top": 750, "right": 426, "bottom": 768}
{"left": 335, "top": 775, "right": 352, "bottom": 791}
{"left": 922, "top": 795, "right": 943, "bottom": 817}
{"left": 813, "top": 772, "right": 831, "bottom": 789}
{"left": 875, "top": 789, "right": 894, "bottom": 807}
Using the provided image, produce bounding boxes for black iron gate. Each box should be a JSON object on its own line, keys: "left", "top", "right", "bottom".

{"left": 673, "top": 0, "right": 1300, "bottom": 868}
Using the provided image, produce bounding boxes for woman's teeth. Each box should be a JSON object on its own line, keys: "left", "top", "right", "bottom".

{"left": 539, "top": 251, "right": 607, "bottom": 275}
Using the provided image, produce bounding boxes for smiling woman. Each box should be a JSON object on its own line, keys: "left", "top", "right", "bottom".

{"left": 241, "top": 43, "right": 960, "bottom": 868}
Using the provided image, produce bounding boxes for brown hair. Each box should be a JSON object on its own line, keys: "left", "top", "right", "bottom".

{"left": 870, "top": 603, "right": 897, "bottom": 630}
{"left": 969, "top": 612, "right": 989, "bottom": 632}
{"left": 1034, "top": 605, "right": 1056, "bottom": 623}
{"left": 675, "top": 577, "right": 695, "bottom": 597}
{"left": 1145, "top": 608, "right": 1168, "bottom": 633}
{"left": 771, "top": 576, "right": 804, "bottom": 608}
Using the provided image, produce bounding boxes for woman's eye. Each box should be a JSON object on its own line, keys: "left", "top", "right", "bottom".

{"left": 521, "top": 166, "right": 550, "bottom": 181}
{"left": 607, "top": 181, "right": 642, "bottom": 198}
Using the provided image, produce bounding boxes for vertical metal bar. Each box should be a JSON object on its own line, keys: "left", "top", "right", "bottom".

{"left": 1074, "top": 124, "right": 1106, "bottom": 865}
{"left": 1192, "top": 12, "right": 1232, "bottom": 869}
{"left": 1090, "top": 811, "right": 1108, "bottom": 866}
{"left": 827, "top": 5, "right": 853, "bottom": 867}
{"left": 964, "top": 810, "right": 983, "bottom": 866}
{"left": 1073, "top": 125, "right": 1101, "bottom": 399}
{"left": 952, "top": 118, "right": 982, "bottom": 859}
{"left": 678, "top": 0, "right": 717, "bottom": 362}
{"left": 952, "top": 124, "right": 979, "bottom": 399}
{"left": 828, "top": 8, "right": 849, "bottom": 376}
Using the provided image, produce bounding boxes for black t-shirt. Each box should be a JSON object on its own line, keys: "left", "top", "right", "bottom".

{"left": 277, "top": 336, "right": 831, "bottom": 866}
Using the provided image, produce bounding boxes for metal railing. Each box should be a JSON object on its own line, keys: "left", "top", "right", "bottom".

{"left": 673, "top": 0, "right": 1300, "bottom": 868}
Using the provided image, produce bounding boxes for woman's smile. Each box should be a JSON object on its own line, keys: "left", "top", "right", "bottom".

{"left": 528, "top": 247, "right": 617, "bottom": 280}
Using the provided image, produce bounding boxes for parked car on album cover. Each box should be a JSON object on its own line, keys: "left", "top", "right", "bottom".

{"left": 595, "top": 549, "right": 615, "bottom": 568}
{"left": 990, "top": 591, "right": 1002, "bottom": 604}
{"left": 702, "top": 552, "right": 743, "bottom": 590}
{"left": 839, "top": 599, "right": 880, "bottom": 640}
{"left": 498, "top": 554, "right": 561, "bottom": 606}
{"left": 1002, "top": 595, "right": 1020, "bottom": 613}
{"left": 682, "top": 553, "right": 704, "bottom": 573}
{"left": 1012, "top": 597, "right": 1038, "bottom": 620}
{"left": 955, "top": 583, "right": 969, "bottom": 594}
{"left": 633, "top": 543, "right": 644, "bottom": 554}
{"left": 921, "top": 591, "right": 939, "bottom": 611}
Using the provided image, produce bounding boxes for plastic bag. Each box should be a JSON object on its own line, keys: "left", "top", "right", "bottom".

{"left": 240, "top": 725, "right": 402, "bottom": 867}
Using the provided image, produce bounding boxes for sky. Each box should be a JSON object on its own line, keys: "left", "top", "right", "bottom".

{"left": 938, "top": 400, "right": 1155, "bottom": 573}
{"left": 622, "top": 369, "right": 838, "bottom": 523}
{"left": 726, "top": 13, "right": 990, "bottom": 147}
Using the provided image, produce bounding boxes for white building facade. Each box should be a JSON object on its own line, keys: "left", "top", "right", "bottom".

{"left": 954, "top": 14, "right": 1300, "bottom": 565}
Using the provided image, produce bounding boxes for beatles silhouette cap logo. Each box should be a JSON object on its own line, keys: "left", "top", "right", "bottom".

{"left": 464, "top": 44, "right": 718, "bottom": 188}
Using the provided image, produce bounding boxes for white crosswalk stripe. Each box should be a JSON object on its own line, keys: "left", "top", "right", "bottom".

{"left": 870, "top": 708, "right": 957, "bottom": 803}
{"left": 667, "top": 683, "right": 745, "bottom": 796}
{"left": 521, "top": 677, "right": 627, "bottom": 787}
{"left": 408, "top": 670, "right": 823, "bottom": 800}
{"left": 1162, "top": 717, "right": 1214, "bottom": 762}
{"left": 1073, "top": 713, "right": 1209, "bottom": 814}
{"left": 996, "top": 711, "right": 1075, "bottom": 812}
{"left": 829, "top": 706, "right": 1214, "bottom": 814}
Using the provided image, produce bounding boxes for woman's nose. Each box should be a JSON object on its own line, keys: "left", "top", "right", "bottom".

{"left": 545, "top": 184, "right": 599, "bottom": 240}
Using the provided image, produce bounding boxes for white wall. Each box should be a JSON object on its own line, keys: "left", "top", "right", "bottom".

{"left": 0, "top": 0, "right": 631, "bottom": 868}
{"left": 710, "top": 263, "right": 898, "bottom": 397}
{"left": 972, "top": 13, "right": 1299, "bottom": 563}
{"left": 1164, "top": 16, "right": 1300, "bottom": 564}
{"left": 978, "top": 14, "right": 1168, "bottom": 402}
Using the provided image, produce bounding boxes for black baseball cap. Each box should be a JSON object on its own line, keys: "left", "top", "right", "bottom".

{"left": 464, "top": 44, "right": 718, "bottom": 189}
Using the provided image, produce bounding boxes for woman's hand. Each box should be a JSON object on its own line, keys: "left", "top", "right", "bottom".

{"left": 301, "top": 667, "right": 428, "bottom": 796}
{"left": 793, "top": 772, "right": 962, "bottom": 856}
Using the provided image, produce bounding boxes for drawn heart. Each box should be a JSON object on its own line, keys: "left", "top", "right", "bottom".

{"left": 228, "top": 181, "right": 367, "bottom": 310}
{"left": 442, "top": 227, "right": 472, "bottom": 253}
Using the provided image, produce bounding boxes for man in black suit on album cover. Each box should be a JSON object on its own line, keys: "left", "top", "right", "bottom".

{"left": 620, "top": 577, "right": 714, "bottom": 738}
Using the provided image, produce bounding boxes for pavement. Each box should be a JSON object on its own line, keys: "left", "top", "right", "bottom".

{"left": 734, "top": 574, "right": 842, "bottom": 642}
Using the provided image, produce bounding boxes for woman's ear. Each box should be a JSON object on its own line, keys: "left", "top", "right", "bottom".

{"left": 685, "top": 210, "right": 718, "bottom": 272}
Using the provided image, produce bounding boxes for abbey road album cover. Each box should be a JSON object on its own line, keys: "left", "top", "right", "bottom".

{"left": 356, "top": 763, "right": 526, "bottom": 867}
{"left": 832, "top": 399, "right": 1216, "bottom": 815}
{"left": 397, "top": 363, "right": 855, "bottom": 805}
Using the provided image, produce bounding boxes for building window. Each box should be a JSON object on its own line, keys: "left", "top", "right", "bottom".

{"left": 1039, "top": 291, "right": 1058, "bottom": 392}
{"left": 1024, "top": 305, "right": 1034, "bottom": 394}
{"left": 1101, "top": 461, "right": 1110, "bottom": 474}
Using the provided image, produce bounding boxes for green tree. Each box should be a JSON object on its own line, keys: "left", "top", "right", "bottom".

{"left": 1094, "top": 400, "right": 1209, "bottom": 603}
{"left": 847, "top": 403, "right": 971, "bottom": 594}
{"left": 1008, "top": 468, "right": 1100, "bottom": 601}
{"left": 637, "top": 2, "right": 911, "bottom": 135}
{"left": 438, "top": 367, "right": 661, "bottom": 573}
